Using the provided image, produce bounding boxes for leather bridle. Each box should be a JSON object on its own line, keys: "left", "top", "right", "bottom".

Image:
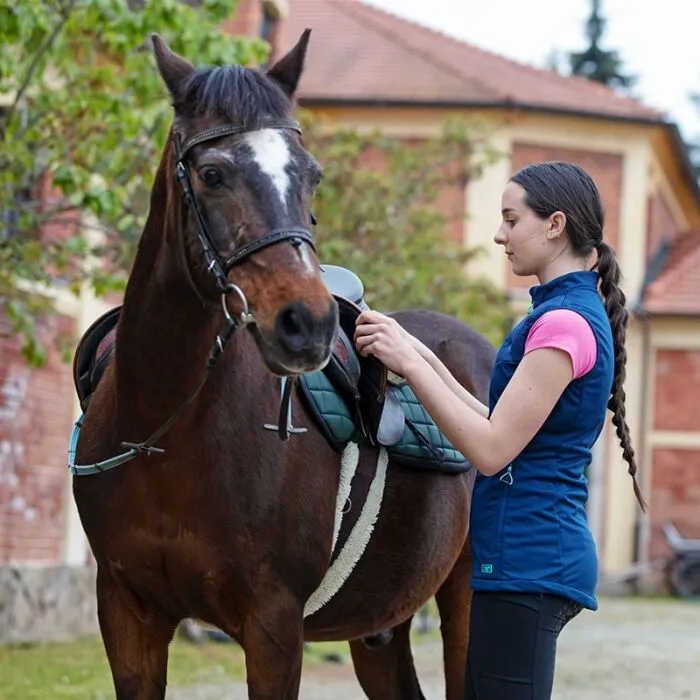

{"left": 70, "top": 118, "right": 325, "bottom": 476}
{"left": 173, "top": 117, "right": 316, "bottom": 306}
{"left": 125, "top": 118, "right": 320, "bottom": 449}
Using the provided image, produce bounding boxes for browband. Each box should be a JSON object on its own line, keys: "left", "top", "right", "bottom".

{"left": 178, "top": 118, "right": 302, "bottom": 160}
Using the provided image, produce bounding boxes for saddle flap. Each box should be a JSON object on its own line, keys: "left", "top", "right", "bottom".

{"left": 73, "top": 305, "right": 122, "bottom": 409}
{"left": 334, "top": 295, "right": 389, "bottom": 444}
{"left": 323, "top": 299, "right": 361, "bottom": 396}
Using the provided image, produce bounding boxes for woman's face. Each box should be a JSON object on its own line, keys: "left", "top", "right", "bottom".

{"left": 494, "top": 182, "right": 558, "bottom": 278}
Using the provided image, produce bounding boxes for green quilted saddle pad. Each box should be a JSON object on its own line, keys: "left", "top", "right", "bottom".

{"left": 297, "top": 371, "right": 473, "bottom": 474}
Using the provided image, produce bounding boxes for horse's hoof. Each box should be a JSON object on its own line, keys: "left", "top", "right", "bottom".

{"left": 361, "top": 629, "right": 394, "bottom": 649}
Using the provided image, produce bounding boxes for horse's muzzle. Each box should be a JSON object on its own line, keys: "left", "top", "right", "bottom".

{"left": 272, "top": 297, "right": 338, "bottom": 372}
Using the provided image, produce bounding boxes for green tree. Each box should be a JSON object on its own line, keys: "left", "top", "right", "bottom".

{"left": 302, "top": 113, "right": 510, "bottom": 346}
{"left": 0, "top": 0, "right": 267, "bottom": 364}
{"left": 569, "top": 0, "right": 636, "bottom": 91}
{"left": 1, "top": 0, "right": 510, "bottom": 362}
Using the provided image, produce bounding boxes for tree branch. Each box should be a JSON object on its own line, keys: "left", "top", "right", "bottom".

{"left": 4, "top": 0, "right": 78, "bottom": 133}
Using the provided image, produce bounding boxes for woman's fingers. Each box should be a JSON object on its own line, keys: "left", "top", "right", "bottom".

{"left": 356, "top": 309, "right": 385, "bottom": 324}
{"left": 354, "top": 333, "right": 371, "bottom": 349}
{"left": 354, "top": 322, "right": 384, "bottom": 338}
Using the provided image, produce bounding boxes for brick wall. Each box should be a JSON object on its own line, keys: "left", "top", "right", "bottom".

{"left": 649, "top": 447, "right": 700, "bottom": 558}
{"left": 439, "top": 160, "right": 467, "bottom": 247}
{"left": 508, "top": 143, "right": 624, "bottom": 290}
{"left": 653, "top": 349, "right": 700, "bottom": 432}
{"left": 396, "top": 139, "right": 466, "bottom": 247}
{"left": 646, "top": 191, "right": 678, "bottom": 262}
{"left": 648, "top": 348, "right": 700, "bottom": 560}
{"left": 0, "top": 313, "right": 76, "bottom": 564}
{"left": 223, "top": 0, "right": 263, "bottom": 37}
{"left": 340, "top": 140, "right": 466, "bottom": 247}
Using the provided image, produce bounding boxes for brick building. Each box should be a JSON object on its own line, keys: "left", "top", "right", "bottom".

{"left": 0, "top": 312, "right": 75, "bottom": 563}
{"left": 2, "top": 0, "right": 699, "bottom": 592}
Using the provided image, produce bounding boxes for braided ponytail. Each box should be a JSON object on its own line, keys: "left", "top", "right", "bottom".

{"left": 596, "top": 241, "right": 646, "bottom": 511}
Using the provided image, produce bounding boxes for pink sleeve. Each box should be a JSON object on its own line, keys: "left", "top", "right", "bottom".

{"left": 524, "top": 309, "right": 597, "bottom": 379}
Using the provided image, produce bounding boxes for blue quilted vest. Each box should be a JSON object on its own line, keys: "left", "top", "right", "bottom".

{"left": 469, "top": 270, "right": 614, "bottom": 610}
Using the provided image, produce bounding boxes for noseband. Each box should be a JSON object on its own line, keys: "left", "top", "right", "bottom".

{"left": 173, "top": 117, "right": 316, "bottom": 307}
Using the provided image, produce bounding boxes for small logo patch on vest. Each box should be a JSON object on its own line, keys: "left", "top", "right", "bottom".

{"left": 481, "top": 564, "right": 493, "bottom": 574}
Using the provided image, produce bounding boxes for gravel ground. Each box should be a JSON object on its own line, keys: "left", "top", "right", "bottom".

{"left": 170, "top": 597, "right": 700, "bottom": 699}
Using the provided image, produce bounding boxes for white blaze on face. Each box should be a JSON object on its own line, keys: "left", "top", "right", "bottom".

{"left": 245, "top": 128, "right": 291, "bottom": 211}
{"left": 296, "top": 236, "right": 316, "bottom": 275}
{"left": 244, "top": 127, "right": 316, "bottom": 275}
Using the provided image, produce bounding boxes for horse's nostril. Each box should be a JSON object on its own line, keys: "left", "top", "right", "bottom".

{"left": 275, "top": 299, "right": 337, "bottom": 360}
{"left": 276, "top": 301, "right": 313, "bottom": 353}
{"left": 281, "top": 307, "right": 303, "bottom": 338}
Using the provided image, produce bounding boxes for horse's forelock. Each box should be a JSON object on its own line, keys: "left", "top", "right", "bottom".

{"left": 173, "top": 65, "right": 291, "bottom": 125}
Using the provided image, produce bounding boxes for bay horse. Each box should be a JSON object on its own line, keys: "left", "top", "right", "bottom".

{"left": 71, "top": 30, "right": 495, "bottom": 699}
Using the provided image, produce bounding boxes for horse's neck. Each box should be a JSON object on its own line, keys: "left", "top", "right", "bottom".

{"left": 114, "top": 184, "right": 221, "bottom": 424}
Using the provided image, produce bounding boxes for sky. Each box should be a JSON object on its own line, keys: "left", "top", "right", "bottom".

{"left": 365, "top": 0, "right": 699, "bottom": 142}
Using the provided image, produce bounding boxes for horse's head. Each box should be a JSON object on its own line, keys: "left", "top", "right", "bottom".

{"left": 151, "top": 31, "right": 337, "bottom": 375}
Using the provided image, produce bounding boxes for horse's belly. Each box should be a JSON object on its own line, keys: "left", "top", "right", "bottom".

{"left": 303, "top": 466, "right": 472, "bottom": 641}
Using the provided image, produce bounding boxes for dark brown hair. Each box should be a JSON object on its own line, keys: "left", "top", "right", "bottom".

{"left": 511, "top": 161, "right": 645, "bottom": 510}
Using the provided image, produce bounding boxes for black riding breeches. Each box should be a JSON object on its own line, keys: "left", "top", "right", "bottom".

{"left": 464, "top": 591, "right": 583, "bottom": 700}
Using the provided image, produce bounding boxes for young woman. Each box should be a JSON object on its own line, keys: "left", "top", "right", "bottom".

{"left": 353, "top": 161, "right": 644, "bottom": 700}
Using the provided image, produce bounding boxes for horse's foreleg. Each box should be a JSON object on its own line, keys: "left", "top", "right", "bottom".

{"left": 434, "top": 541, "right": 473, "bottom": 700}
{"left": 242, "top": 599, "right": 305, "bottom": 700}
{"left": 96, "top": 568, "right": 177, "bottom": 700}
{"left": 349, "top": 617, "right": 426, "bottom": 700}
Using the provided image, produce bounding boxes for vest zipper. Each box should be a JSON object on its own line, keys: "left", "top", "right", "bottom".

{"left": 494, "top": 463, "right": 513, "bottom": 577}
{"left": 499, "top": 464, "right": 514, "bottom": 485}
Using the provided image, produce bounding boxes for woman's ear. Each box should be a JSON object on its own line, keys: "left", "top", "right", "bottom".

{"left": 547, "top": 211, "right": 567, "bottom": 239}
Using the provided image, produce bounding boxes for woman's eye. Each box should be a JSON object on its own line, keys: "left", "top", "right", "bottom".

{"left": 200, "top": 168, "right": 223, "bottom": 187}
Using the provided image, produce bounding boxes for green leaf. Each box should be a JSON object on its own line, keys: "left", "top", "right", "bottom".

{"left": 1, "top": 0, "right": 252, "bottom": 363}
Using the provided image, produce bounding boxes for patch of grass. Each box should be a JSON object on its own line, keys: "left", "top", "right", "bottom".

{"left": 0, "top": 609, "right": 442, "bottom": 699}
{"left": 0, "top": 635, "right": 248, "bottom": 699}
{"left": 0, "top": 636, "right": 384, "bottom": 698}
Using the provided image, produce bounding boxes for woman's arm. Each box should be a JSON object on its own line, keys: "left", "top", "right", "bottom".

{"left": 394, "top": 325, "right": 490, "bottom": 418}
{"left": 400, "top": 347, "right": 573, "bottom": 476}
{"left": 354, "top": 310, "right": 574, "bottom": 476}
{"left": 420, "top": 347, "right": 490, "bottom": 418}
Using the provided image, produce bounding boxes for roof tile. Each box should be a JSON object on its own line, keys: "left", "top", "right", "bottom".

{"left": 644, "top": 230, "right": 700, "bottom": 315}
{"left": 269, "top": 0, "right": 663, "bottom": 120}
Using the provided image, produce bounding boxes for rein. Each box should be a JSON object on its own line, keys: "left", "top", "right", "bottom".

{"left": 70, "top": 118, "right": 316, "bottom": 476}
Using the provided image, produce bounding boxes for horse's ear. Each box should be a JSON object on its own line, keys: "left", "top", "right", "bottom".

{"left": 151, "top": 33, "right": 195, "bottom": 98}
{"left": 266, "top": 28, "right": 311, "bottom": 98}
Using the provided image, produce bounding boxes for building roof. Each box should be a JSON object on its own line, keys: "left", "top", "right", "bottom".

{"left": 276, "top": 0, "right": 664, "bottom": 122}
{"left": 643, "top": 230, "right": 700, "bottom": 316}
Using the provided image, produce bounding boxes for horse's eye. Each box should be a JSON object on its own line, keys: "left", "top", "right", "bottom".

{"left": 200, "top": 167, "right": 223, "bottom": 187}
{"left": 311, "top": 167, "right": 324, "bottom": 188}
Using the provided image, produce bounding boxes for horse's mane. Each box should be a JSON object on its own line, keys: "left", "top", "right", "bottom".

{"left": 172, "top": 65, "right": 291, "bottom": 126}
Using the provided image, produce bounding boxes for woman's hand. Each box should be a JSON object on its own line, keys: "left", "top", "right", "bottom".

{"left": 353, "top": 310, "right": 424, "bottom": 378}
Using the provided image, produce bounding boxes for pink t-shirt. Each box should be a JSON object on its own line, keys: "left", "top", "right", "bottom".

{"left": 524, "top": 309, "right": 597, "bottom": 379}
